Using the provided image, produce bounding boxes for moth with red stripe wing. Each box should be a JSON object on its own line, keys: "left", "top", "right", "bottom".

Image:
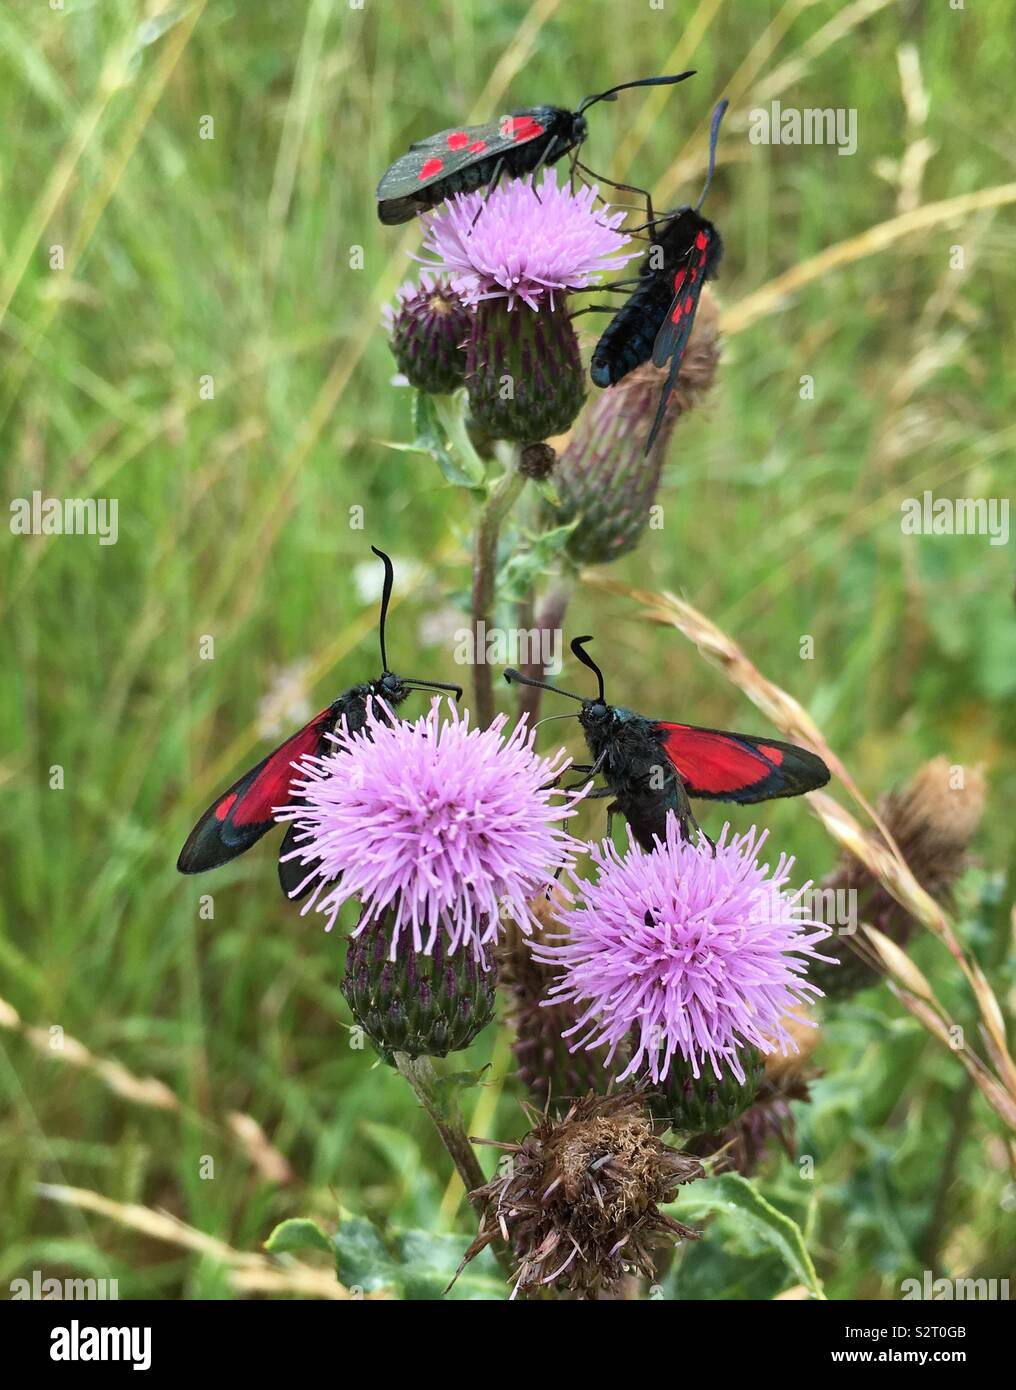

{"left": 176, "top": 548, "right": 462, "bottom": 895}
{"left": 587, "top": 99, "right": 728, "bottom": 455}
{"left": 376, "top": 73, "right": 696, "bottom": 225}
{"left": 505, "top": 635, "right": 829, "bottom": 851}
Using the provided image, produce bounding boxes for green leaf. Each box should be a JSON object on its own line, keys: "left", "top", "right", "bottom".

{"left": 333, "top": 1213, "right": 504, "bottom": 1300}
{"left": 393, "top": 392, "right": 487, "bottom": 490}
{"left": 496, "top": 522, "right": 577, "bottom": 603}
{"left": 263, "top": 1218, "right": 334, "bottom": 1257}
{"left": 675, "top": 1173, "right": 826, "bottom": 1299}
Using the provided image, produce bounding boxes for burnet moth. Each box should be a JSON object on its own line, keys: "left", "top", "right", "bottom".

{"left": 505, "top": 634, "right": 829, "bottom": 850}
{"left": 375, "top": 73, "right": 696, "bottom": 225}
{"left": 177, "top": 546, "right": 462, "bottom": 895}
{"left": 588, "top": 99, "right": 728, "bottom": 454}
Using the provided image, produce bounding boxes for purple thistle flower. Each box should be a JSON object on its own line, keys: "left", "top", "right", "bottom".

{"left": 533, "top": 818, "right": 834, "bottom": 1085}
{"left": 419, "top": 169, "right": 639, "bottom": 312}
{"left": 278, "top": 699, "right": 583, "bottom": 962}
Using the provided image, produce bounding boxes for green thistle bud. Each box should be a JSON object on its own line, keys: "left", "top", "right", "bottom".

{"left": 647, "top": 1046, "right": 764, "bottom": 1134}
{"left": 466, "top": 300, "right": 585, "bottom": 444}
{"left": 385, "top": 272, "right": 471, "bottom": 395}
{"left": 342, "top": 909, "right": 497, "bottom": 1066}
{"left": 546, "top": 290, "right": 720, "bottom": 564}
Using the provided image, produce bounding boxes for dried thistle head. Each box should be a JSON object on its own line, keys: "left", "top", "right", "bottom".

{"left": 812, "top": 757, "right": 986, "bottom": 997}
{"left": 459, "top": 1090, "right": 703, "bottom": 1299}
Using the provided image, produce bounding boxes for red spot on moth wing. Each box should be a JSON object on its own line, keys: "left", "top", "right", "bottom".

{"left": 671, "top": 302, "right": 684, "bottom": 322}
{"left": 695, "top": 230, "right": 708, "bottom": 249}
{"left": 215, "top": 792, "right": 238, "bottom": 822}
{"left": 673, "top": 268, "right": 686, "bottom": 292}
{"left": 756, "top": 744, "right": 786, "bottom": 764}
{"left": 468, "top": 140, "right": 487, "bottom": 152}
{"left": 499, "top": 115, "right": 544, "bottom": 140}
{"left": 446, "top": 131, "right": 469, "bottom": 149}
{"left": 684, "top": 295, "right": 693, "bottom": 312}
{"left": 419, "top": 157, "right": 444, "bottom": 179}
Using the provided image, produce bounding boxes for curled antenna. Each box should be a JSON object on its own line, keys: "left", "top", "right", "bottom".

{"left": 371, "top": 545, "right": 395, "bottom": 672}
{"left": 570, "top": 636, "right": 605, "bottom": 702}
{"left": 578, "top": 71, "right": 696, "bottom": 114}
{"left": 504, "top": 668, "right": 586, "bottom": 703}
{"left": 695, "top": 98, "right": 729, "bottom": 211}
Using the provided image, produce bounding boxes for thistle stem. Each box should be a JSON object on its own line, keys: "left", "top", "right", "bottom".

{"left": 393, "top": 1051, "right": 513, "bottom": 1276}
{"left": 516, "top": 574, "right": 576, "bottom": 724}
{"left": 471, "top": 461, "right": 527, "bottom": 726}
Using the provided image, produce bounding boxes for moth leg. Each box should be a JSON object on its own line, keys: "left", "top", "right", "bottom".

{"left": 576, "top": 161, "right": 656, "bottom": 234}
{"left": 470, "top": 159, "right": 506, "bottom": 229}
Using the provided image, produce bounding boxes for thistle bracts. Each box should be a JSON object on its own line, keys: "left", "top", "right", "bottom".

{"left": 385, "top": 271, "right": 472, "bottom": 394}
{"left": 811, "top": 757, "right": 985, "bottom": 998}
{"left": 466, "top": 299, "right": 586, "bottom": 443}
{"left": 547, "top": 289, "right": 720, "bottom": 564}
{"left": 647, "top": 1046, "right": 764, "bottom": 1134}
{"left": 457, "top": 1090, "right": 703, "bottom": 1298}
{"left": 342, "top": 909, "right": 496, "bottom": 1065}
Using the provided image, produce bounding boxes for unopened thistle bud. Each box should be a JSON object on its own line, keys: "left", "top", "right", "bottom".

{"left": 420, "top": 170, "right": 638, "bottom": 444}
{"left": 342, "top": 909, "right": 497, "bottom": 1065}
{"left": 384, "top": 271, "right": 472, "bottom": 394}
{"left": 811, "top": 757, "right": 986, "bottom": 998}
{"left": 546, "top": 290, "right": 720, "bottom": 564}
{"left": 456, "top": 1090, "right": 703, "bottom": 1298}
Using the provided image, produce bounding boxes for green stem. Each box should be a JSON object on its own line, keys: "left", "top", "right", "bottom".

{"left": 393, "top": 1052, "right": 513, "bottom": 1277}
{"left": 471, "top": 460, "right": 527, "bottom": 726}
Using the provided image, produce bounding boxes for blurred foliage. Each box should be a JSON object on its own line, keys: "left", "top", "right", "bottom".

{"left": 0, "top": 0, "right": 1013, "bottom": 1299}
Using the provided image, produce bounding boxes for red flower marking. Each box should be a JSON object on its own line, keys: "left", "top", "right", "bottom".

{"left": 215, "top": 793, "right": 238, "bottom": 822}
{"left": 695, "top": 230, "right": 708, "bottom": 250}
{"left": 468, "top": 140, "right": 487, "bottom": 153}
{"left": 419, "top": 157, "right": 444, "bottom": 180}
{"left": 446, "top": 131, "right": 470, "bottom": 150}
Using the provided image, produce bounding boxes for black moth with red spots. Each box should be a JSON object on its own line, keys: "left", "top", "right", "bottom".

{"left": 176, "top": 548, "right": 462, "bottom": 897}
{"left": 505, "top": 635, "right": 829, "bottom": 851}
{"left": 589, "top": 99, "right": 728, "bottom": 454}
{"left": 375, "top": 73, "right": 695, "bottom": 225}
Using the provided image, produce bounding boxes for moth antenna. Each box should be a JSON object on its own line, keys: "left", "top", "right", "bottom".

{"left": 503, "top": 668, "right": 586, "bottom": 702}
{"left": 533, "top": 711, "right": 580, "bottom": 730}
{"left": 404, "top": 678, "right": 464, "bottom": 700}
{"left": 695, "top": 98, "right": 728, "bottom": 211}
{"left": 577, "top": 71, "right": 696, "bottom": 114}
{"left": 570, "top": 635, "right": 605, "bottom": 702}
{"left": 371, "top": 544, "right": 395, "bottom": 672}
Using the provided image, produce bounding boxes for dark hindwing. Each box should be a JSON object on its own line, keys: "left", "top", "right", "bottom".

{"left": 176, "top": 708, "right": 333, "bottom": 874}
{"left": 589, "top": 273, "right": 675, "bottom": 388}
{"left": 657, "top": 722, "right": 830, "bottom": 804}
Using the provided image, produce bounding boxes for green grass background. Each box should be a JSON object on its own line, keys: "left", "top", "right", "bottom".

{"left": 1, "top": 0, "right": 1013, "bottom": 1299}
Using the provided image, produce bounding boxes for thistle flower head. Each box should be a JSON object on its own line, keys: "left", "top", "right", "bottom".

{"left": 458, "top": 1090, "right": 703, "bottom": 1298}
{"left": 420, "top": 169, "right": 638, "bottom": 311}
{"left": 382, "top": 270, "right": 472, "bottom": 394}
{"left": 278, "top": 699, "right": 582, "bottom": 962}
{"left": 534, "top": 818, "right": 833, "bottom": 1084}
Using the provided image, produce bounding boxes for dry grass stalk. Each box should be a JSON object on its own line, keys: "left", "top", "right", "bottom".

{"left": 36, "top": 1183, "right": 354, "bottom": 1300}
{"left": 581, "top": 578, "right": 1016, "bottom": 1145}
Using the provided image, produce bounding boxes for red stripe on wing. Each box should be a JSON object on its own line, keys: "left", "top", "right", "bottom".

{"left": 657, "top": 723, "right": 829, "bottom": 803}
{"left": 230, "top": 708, "right": 333, "bottom": 826}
